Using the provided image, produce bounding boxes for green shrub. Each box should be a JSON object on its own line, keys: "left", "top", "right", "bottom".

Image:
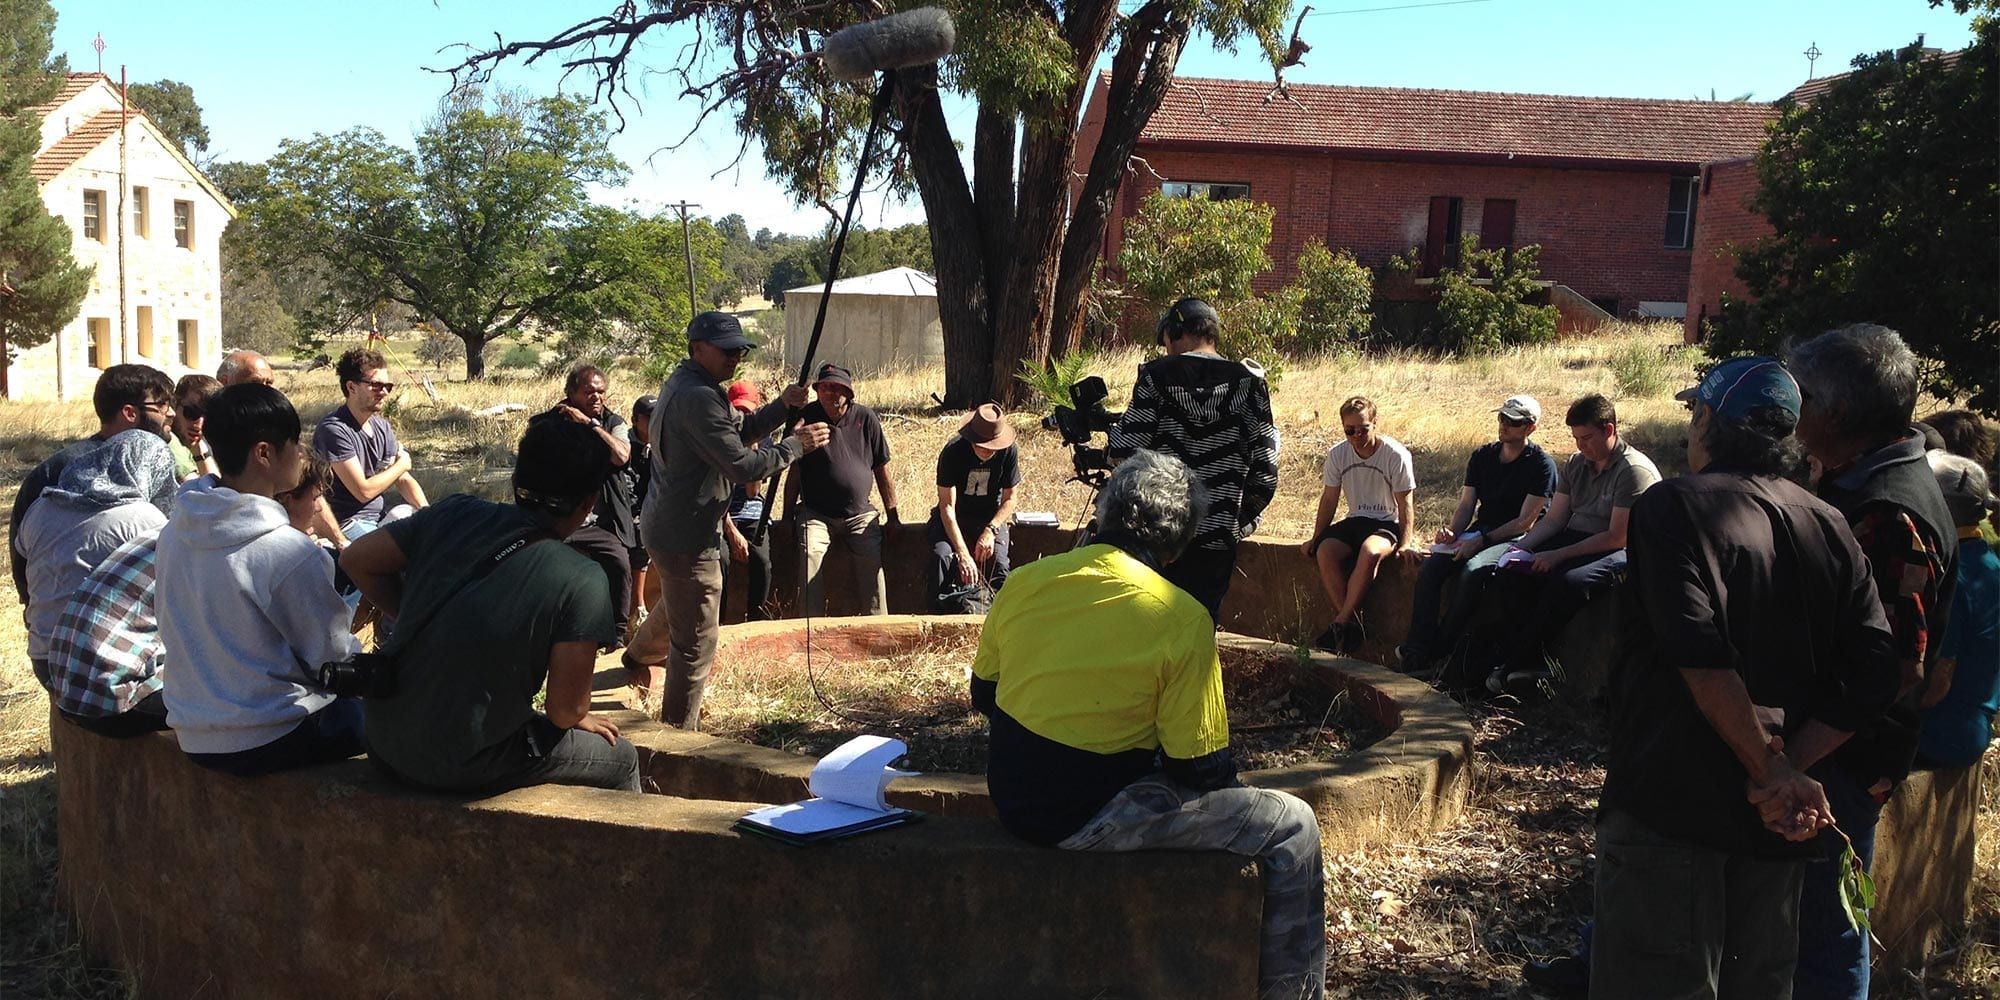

{"left": 1015, "top": 349, "right": 1098, "bottom": 412}
{"left": 1287, "top": 243, "right": 1372, "bottom": 352}
{"left": 1429, "top": 236, "right": 1558, "bottom": 354}
{"left": 1218, "top": 292, "right": 1294, "bottom": 385}
{"left": 1611, "top": 342, "right": 1703, "bottom": 399}
{"left": 496, "top": 342, "right": 541, "bottom": 370}
{"left": 1117, "top": 193, "right": 1274, "bottom": 305}
{"left": 413, "top": 326, "right": 464, "bottom": 369}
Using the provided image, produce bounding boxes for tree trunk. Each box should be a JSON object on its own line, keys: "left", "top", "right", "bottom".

{"left": 1050, "top": 6, "right": 1191, "bottom": 359}
{"left": 898, "top": 72, "right": 993, "bottom": 409}
{"left": 461, "top": 330, "right": 488, "bottom": 379}
{"left": 987, "top": 0, "right": 1121, "bottom": 407}
{"left": 972, "top": 107, "right": 1016, "bottom": 311}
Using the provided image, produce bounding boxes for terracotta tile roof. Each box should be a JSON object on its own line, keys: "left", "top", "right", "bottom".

{"left": 31, "top": 109, "right": 126, "bottom": 183}
{"left": 1783, "top": 48, "right": 1964, "bottom": 104}
{"left": 1137, "top": 75, "right": 1779, "bottom": 168}
{"left": 26, "top": 72, "right": 111, "bottom": 118}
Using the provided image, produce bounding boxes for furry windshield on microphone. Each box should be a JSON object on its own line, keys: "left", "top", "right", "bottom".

{"left": 821, "top": 7, "right": 956, "bottom": 81}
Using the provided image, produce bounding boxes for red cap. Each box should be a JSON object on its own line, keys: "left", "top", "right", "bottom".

{"left": 726, "top": 381, "right": 762, "bottom": 412}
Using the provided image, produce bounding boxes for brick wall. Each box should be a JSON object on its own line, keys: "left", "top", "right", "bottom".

{"left": 1683, "top": 157, "right": 1774, "bottom": 342}
{"left": 1100, "top": 145, "right": 1702, "bottom": 318}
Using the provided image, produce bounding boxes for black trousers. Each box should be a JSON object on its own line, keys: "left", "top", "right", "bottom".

{"left": 1164, "top": 541, "right": 1239, "bottom": 622}
{"left": 719, "top": 518, "right": 772, "bottom": 623}
{"left": 566, "top": 522, "right": 633, "bottom": 636}
{"left": 927, "top": 513, "right": 1012, "bottom": 611}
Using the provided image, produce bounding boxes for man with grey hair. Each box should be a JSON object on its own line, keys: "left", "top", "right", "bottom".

{"left": 215, "top": 349, "right": 276, "bottom": 387}
{"left": 971, "top": 450, "right": 1326, "bottom": 999}
{"left": 1786, "top": 323, "right": 1956, "bottom": 1000}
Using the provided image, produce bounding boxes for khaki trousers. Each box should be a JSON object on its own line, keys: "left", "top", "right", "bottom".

{"left": 798, "top": 507, "right": 886, "bottom": 616}
{"left": 627, "top": 550, "right": 723, "bottom": 730}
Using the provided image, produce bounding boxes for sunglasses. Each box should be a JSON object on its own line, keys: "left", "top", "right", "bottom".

{"left": 353, "top": 379, "right": 396, "bottom": 393}
{"left": 1342, "top": 424, "right": 1373, "bottom": 437}
{"left": 179, "top": 401, "right": 206, "bottom": 421}
{"left": 1500, "top": 415, "right": 1531, "bottom": 428}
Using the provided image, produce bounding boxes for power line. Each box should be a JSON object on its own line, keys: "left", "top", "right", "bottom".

{"left": 1305, "top": 0, "right": 1496, "bottom": 16}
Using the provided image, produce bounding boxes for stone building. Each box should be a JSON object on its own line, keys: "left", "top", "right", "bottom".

{"left": 5, "top": 73, "right": 234, "bottom": 400}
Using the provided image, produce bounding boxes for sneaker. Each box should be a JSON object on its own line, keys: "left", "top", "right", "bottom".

{"left": 1393, "top": 643, "right": 1431, "bottom": 675}
{"left": 1505, "top": 664, "right": 1555, "bottom": 687}
{"left": 1312, "top": 624, "right": 1342, "bottom": 652}
{"left": 1484, "top": 668, "right": 1509, "bottom": 695}
{"left": 1521, "top": 955, "right": 1588, "bottom": 998}
{"left": 1338, "top": 612, "right": 1368, "bottom": 654}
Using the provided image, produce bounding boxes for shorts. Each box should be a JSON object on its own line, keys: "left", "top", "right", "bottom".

{"left": 1314, "top": 515, "right": 1403, "bottom": 553}
{"left": 628, "top": 544, "right": 650, "bottom": 572}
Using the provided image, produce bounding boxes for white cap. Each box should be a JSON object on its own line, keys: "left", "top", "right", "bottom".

{"left": 1495, "top": 394, "right": 1541, "bottom": 422}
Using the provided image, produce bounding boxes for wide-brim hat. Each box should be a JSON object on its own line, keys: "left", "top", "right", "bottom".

{"left": 959, "top": 402, "right": 1015, "bottom": 449}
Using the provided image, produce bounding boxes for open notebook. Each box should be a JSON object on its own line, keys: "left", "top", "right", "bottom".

{"left": 736, "top": 735, "right": 924, "bottom": 846}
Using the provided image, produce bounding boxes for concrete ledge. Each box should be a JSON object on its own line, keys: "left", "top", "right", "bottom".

{"left": 54, "top": 719, "right": 1261, "bottom": 998}
{"left": 1872, "top": 763, "right": 1983, "bottom": 971}
{"left": 620, "top": 616, "right": 1474, "bottom": 855}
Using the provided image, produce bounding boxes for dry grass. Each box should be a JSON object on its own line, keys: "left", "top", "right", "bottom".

{"left": 1, "top": 321, "right": 1993, "bottom": 996}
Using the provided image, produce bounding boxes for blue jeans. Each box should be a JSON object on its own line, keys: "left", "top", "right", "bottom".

{"left": 1793, "top": 765, "right": 1880, "bottom": 1000}
{"left": 185, "top": 697, "right": 366, "bottom": 777}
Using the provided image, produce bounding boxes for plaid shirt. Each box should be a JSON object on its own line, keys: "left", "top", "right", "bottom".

{"left": 1849, "top": 504, "right": 1945, "bottom": 671}
{"left": 48, "top": 533, "right": 164, "bottom": 718}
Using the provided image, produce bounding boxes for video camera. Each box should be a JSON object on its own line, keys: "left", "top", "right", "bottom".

{"left": 1042, "top": 375, "right": 1122, "bottom": 488}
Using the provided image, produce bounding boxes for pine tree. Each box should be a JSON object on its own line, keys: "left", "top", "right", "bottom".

{"left": 0, "top": 0, "right": 91, "bottom": 363}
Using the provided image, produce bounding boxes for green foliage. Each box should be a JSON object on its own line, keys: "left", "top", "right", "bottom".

{"left": 1609, "top": 342, "right": 1701, "bottom": 399}
{"left": 247, "top": 90, "right": 719, "bottom": 378}
{"left": 1117, "top": 192, "right": 1274, "bottom": 306}
{"left": 0, "top": 0, "right": 89, "bottom": 361}
{"left": 761, "top": 222, "right": 933, "bottom": 306}
{"left": 496, "top": 342, "right": 540, "bottom": 370}
{"left": 219, "top": 264, "right": 298, "bottom": 356}
{"left": 126, "top": 79, "right": 210, "bottom": 158}
{"left": 1218, "top": 292, "right": 1292, "bottom": 384}
{"left": 1710, "top": 25, "right": 1998, "bottom": 411}
{"left": 1014, "top": 348, "right": 1098, "bottom": 412}
{"left": 413, "top": 326, "right": 465, "bottom": 369}
{"left": 1286, "top": 243, "right": 1372, "bottom": 353}
{"left": 1427, "top": 236, "right": 1558, "bottom": 354}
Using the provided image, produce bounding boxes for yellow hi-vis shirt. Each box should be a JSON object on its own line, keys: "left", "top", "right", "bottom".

{"left": 972, "top": 543, "right": 1230, "bottom": 761}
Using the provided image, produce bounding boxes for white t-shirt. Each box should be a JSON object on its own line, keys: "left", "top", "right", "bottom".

{"left": 1321, "top": 435, "right": 1416, "bottom": 523}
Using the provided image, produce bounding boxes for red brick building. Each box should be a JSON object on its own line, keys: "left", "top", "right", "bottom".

{"left": 1075, "top": 75, "right": 1778, "bottom": 320}
{"left": 1682, "top": 156, "right": 1774, "bottom": 341}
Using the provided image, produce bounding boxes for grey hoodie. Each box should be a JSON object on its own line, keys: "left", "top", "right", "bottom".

{"left": 156, "top": 481, "right": 360, "bottom": 755}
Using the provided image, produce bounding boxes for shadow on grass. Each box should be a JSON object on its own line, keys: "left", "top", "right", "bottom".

{"left": 0, "top": 759, "right": 133, "bottom": 999}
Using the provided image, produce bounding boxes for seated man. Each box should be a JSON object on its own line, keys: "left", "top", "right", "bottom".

{"left": 313, "top": 347, "right": 428, "bottom": 539}
{"left": 158, "top": 384, "right": 364, "bottom": 776}
{"left": 48, "top": 531, "right": 170, "bottom": 737}
{"left": 169, "top": 374, "right": 222, "bottom": 482}
{"left": 342, "top": 419, "right": 639, "bottom": 793}
{"left": 215, "top": 349, "right": 276, "bottom": 387}
{"left": 1481, "top": 393, "right": 1660, "bottom": 694}
{"left": 1304, "top": 395, "right": 1417, "bottom": 653}
{"left": 1398, "top": 394, "right": 1557, "bottom": 680}
{"left": 784, "top": 363, "right": 897, "bottom": 616}
{"left": 20, "top": 430, "right": 177, "bottom": 696}
{"left": 972, "top": 450, "right": 1325, "bottom": 999}
{"left": 1918, "top": 452, "right": 1999, "bottom": 769}
{"left": 928, "top": 403, "right": 1020, "bottom": 612}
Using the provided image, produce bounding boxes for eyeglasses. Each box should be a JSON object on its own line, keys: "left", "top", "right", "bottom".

{"left": 353, "top": 379, "right": 396, "bottom": 393}
{"left": 142, "top": 399, "right": 173, "bottom": 416}
{"left": 1342, "top": 424, "right": 1373, "bottom": 437}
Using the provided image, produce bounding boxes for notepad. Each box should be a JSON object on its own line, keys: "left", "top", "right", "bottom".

{"left": 1429, "top": 531, "right": 1481, "bottom": 555}
{"left": 1013, "top": 511, "right": 1060, "bottom": 527}
{"left": 736, "top": 735, "right": 924, "bottom": 846}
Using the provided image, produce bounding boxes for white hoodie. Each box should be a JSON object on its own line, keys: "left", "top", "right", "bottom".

{"left": 156, "top": 482, "right": 360, "bottom": 754}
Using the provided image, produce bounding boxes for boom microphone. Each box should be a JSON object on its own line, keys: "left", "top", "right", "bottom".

{"left": 821, "top": 7, "right": 957, "bottom": 81}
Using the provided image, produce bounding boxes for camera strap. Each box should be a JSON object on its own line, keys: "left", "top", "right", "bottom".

{"left": 380, "top": 525, "right": 553, "bottom": 655}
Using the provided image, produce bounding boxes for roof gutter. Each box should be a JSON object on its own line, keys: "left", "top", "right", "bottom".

{"left": 1134, "top": 137, "right": 1720, "bottom": 174}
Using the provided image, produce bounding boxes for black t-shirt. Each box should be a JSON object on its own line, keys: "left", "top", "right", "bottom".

{"left": 934, "top": 437, "right": 1020, "bottom": 532}
{"left": 528, "top": 406, "right": 634, "bottom": 547}
{"left": 793, "top": 402, "right": 890, "bottom": 517}
{"left": 1463, "top": 441, "right": 1558, "bottom": 535}
{"left": 1601, "top": 470, "right": 1899, "bottom": 858}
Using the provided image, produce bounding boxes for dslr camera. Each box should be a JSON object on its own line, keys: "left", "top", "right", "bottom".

{"left": 1041, "top": 375, "right": 1122, "bottom": 488}
{"left": 316, "top": 651, "right": 399, "bottom": 699}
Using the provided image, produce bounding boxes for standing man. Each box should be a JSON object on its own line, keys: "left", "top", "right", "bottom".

{"left": 1787, "top": 325, "right": 1956, "bottom": 999}
{"left": 168, "top": 374, "right": 222, "bottom": 482}
{"left": 929, "top": 403, "right": 1020, "bottom": 612}
{"left": 313, "top": 347, "right": 428, "bottom": 539}
{"left": 1108, "top": 297, "right": 1280, "bottom": 620}
{"left": 626, "top": 312, "right": 828, "bottom": 729}
{"left": 782, "top": 362, "right": 897, "bottom": 617}
{"left": 1304, "top": 395, "right": 1418, "bottom": 653}
{"left": 1481, "top": 394, "right": 1660, "bottom": 694}
{"left": 1398, "top": 394, "right": 1558, "bottom": 679}
{"left": 529, "top": 365, "right": 635, "bottom": 642}
{"left": 626, "top": 394, "right": 658, "bottom": 626}
{"left": 1593, "top": 357, "right": 1900, "bottom": 999}
{"left": 215, "top": 349, "right": 276, "bottom": 387}
{"left": 10, "top": 365, "right": 174, "bottom": 623}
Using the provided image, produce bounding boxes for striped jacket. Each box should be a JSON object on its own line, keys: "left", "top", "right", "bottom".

{"left": 48, "top": 532, "right": 165, "bottom": 718}
{"left": 1107, "top": 352, "right": 1280, "bottom": 552}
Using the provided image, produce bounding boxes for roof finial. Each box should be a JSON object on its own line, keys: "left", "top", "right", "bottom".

{"left": 1804, "top": 41, "right": 1821, "bottom": 80}
{"left": 91, "top": 32, "right": 106, "bottom": 76}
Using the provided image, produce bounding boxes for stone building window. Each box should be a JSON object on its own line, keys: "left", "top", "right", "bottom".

{"left": 174, "top": 200, "right": 193, "bottom": 249}
{"left": 133, "top": 186, "right": 150, "bottom": 238}
{"left": 83, "top": 190, "right": 105, "bottom": 241}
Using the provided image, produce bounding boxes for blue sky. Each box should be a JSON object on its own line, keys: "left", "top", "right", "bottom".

{"left": 49, "top": 1, "right": 1978, "bottom": 235}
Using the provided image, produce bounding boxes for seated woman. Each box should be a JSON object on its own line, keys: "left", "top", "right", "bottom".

{"left": 341, "top": 418, "right": 640, "bottom": 793}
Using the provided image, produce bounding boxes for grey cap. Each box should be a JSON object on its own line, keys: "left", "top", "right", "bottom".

{"left": 1495, "top": 394, "right": 1542, "bottom": 422}
{"left": 687, "top": 311, "right": 755, "bottom": 350}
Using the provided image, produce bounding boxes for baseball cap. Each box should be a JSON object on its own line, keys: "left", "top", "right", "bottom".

{"left": 687, "top": 311, "right": 756, "bottom": 351}
{"left": 1676, "top": 356, "right": 1802, "bottom": 425}
{"left": 1155, "top": 297, "right": 1221, "bottom": 346}
{"left": 812, "top": 362, "right": 855, "bottom": 397}
{"left": 726, "top": 381, "right": 763, "bottom": 412}
{"left": 1495, "top": 394, "right": 1541, "bottom": 422}
{"left": 631, "top": 394, "right": 658, "bottom": 417}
